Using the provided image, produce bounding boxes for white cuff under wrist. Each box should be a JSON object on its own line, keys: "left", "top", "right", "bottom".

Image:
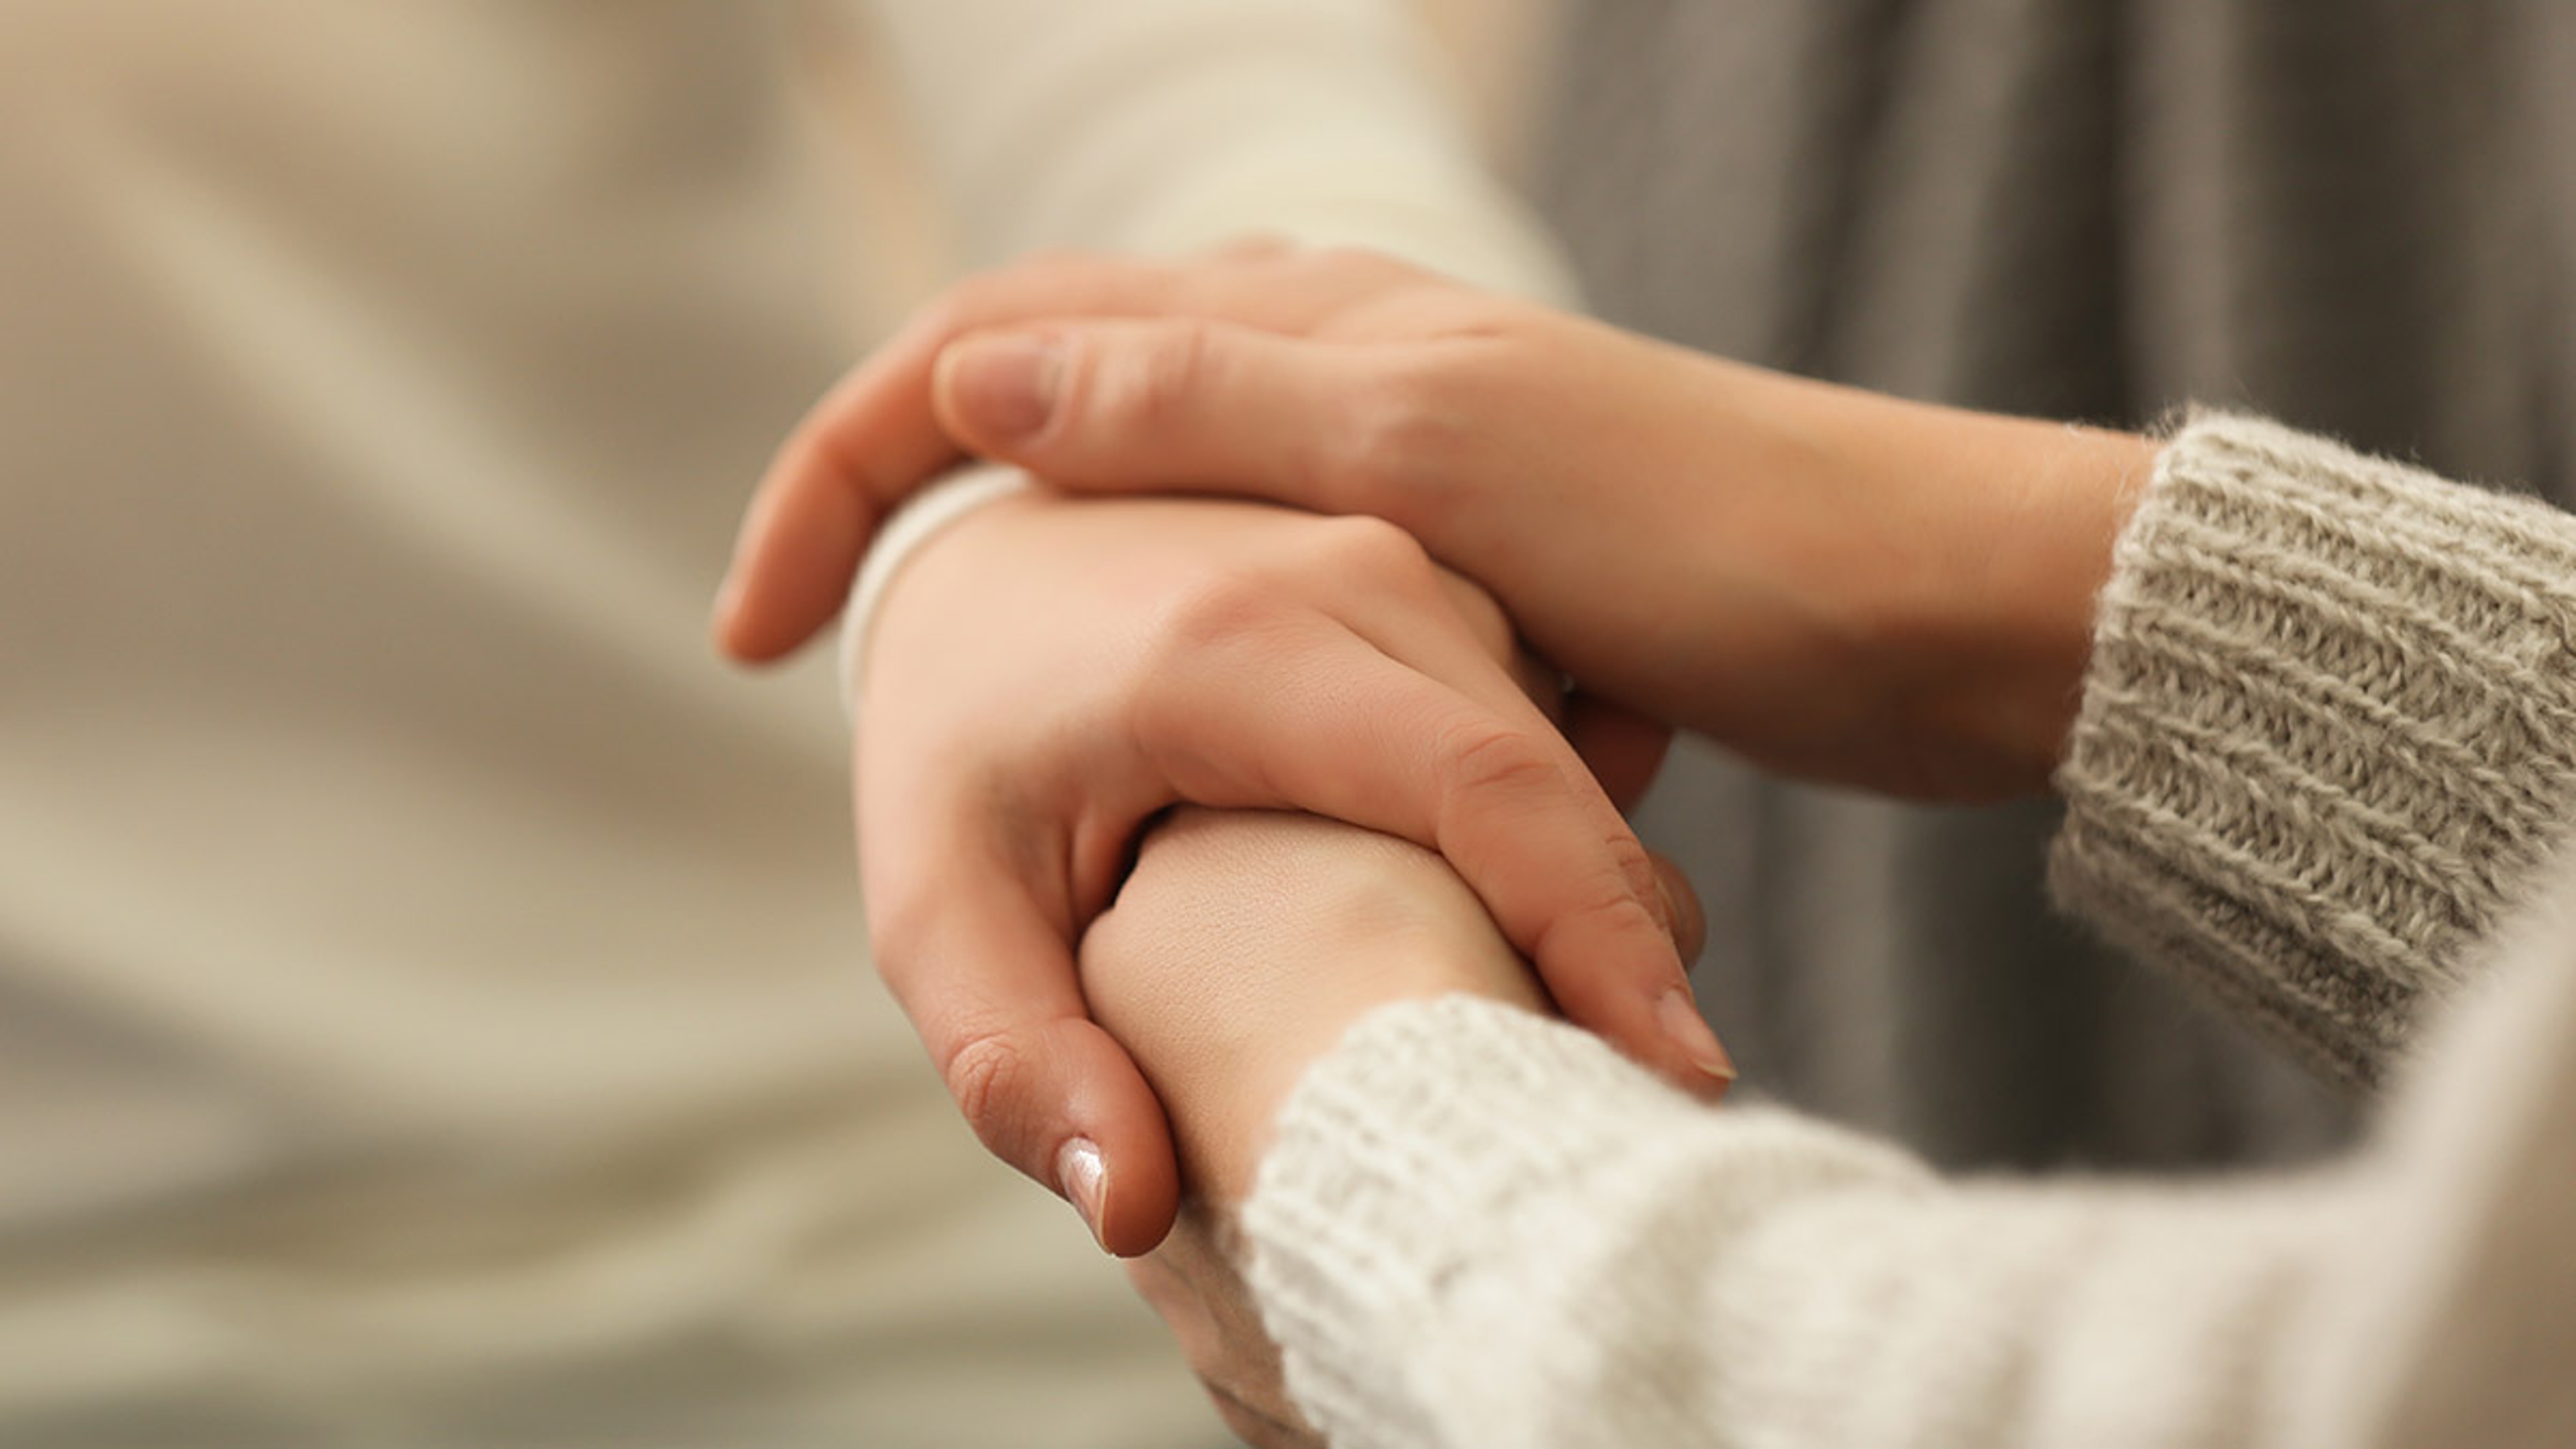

{"left": 838, "top": 462, "right": 1036, "bottom": 717}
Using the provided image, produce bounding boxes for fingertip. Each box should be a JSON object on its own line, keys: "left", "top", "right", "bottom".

{"left": 1096, "top": 1152, "right": 1183, "bottom": 1258}
{"left": 1079, "top": 1064, "right": 1184, "bottom": 1257}
{"left": 1530, "top": 900, "right": 1735, "bottom": 1096}
{"left": 710, "top": 577, "right": 790, "bottom": 664}
{"left": 1654, "top": 985, "right": 1737, "bottom": 1090}
{"left": 708, "top": 585, "right": 750, "bottom": 661}
{"left": 722, "top": 489, "right": 871, "bottom": 665}
{"left": 1030, "top": 1021, "right": 1184, "bottom": 1256}
{"left": 1070, "top": 1116, "right": 1182, "bottom": 1258}
{"left": 708, "top": 584, "right": 814, "bottom": 665}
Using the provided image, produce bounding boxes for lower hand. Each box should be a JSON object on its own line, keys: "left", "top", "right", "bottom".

{"left": 856, "top": 492, "right": 1727, "bottom": 1256}
{"left": 1078, "top": 807, "right": 1703, "bottom": 1439}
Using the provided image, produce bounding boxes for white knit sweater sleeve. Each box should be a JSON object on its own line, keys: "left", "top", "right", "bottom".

{"left": 1242, "top": 416, "right": 2576, "bottom": 1446}
{"left": 1248, "top": 959, "right": 2576, "bottom": 1448}
{"left": 838, "top": 0, "right": 1574, "bottom": 708}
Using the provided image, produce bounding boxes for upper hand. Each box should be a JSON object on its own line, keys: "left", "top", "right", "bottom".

{"left": 853, "top": 489, "right": 1727, "bottom": 1255}
{"left": 719, "top": 246, "right": 2154, "bottom": 801}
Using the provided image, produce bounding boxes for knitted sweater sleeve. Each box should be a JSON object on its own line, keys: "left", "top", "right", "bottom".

{"left": 1246, "top": 954, "right": 2576, "bottom": 1448}
{"left": 1240, "top": 415, "right": 2576, "bottom": 1448}
{"left": 2051, "top": 413, "right": 2576, "bottom": 1087}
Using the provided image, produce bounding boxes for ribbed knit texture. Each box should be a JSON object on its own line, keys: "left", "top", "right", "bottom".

{"left": 2053, "top": 413, "right": 2576, "bottom": 1087}
{"left": 1243, "top": 999, "right": 1931, "bottom": 1449}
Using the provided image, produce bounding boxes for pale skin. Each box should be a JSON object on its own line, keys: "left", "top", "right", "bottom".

{"left": 714, "top": 246, "right": 2155, "bottom": 1259}
{"left": 1081, "top": 806, "right": 1629, "bottom": 1449}
{"left": 850, "top": 487, "right": 1701, "bottom": 1253}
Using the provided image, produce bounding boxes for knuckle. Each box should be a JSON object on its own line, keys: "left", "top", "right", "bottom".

{"left": 1158, "top": 565, "right": 1278, "bottom": 656}
{"left": 1126, "top": 568, "right": 1277, "bottom": 748}
{"left": 1088, "top": 319, "right": 1219, "bottom": 437}
{"left": 1301, "top": 511, "right": 1434, "bottom": 584}
{"left": 1516, "top": 835, "right": 1669, "bottom": 979}
{"left": 1437, "top": 717, "right": 1566, "bottom": 804}
{"left": 1602, "top": 829, "right": 1662, "bottom": 901}
{"left": 1126, "top": 556, "right": 1336, "bottom": 783}
{"left": 1326, "top": 358, "right": 1475, "bottom": 518}
{"left": 1442, "top": 572, "right": 1517, "bottom": 661}
{"left": 940, "top": 1029, "right": 1030, "bottom": 1146}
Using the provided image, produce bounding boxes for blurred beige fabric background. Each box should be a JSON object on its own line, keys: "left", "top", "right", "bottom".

{"left": 0, "top": 3, "right": 1555, "bottom": 1444}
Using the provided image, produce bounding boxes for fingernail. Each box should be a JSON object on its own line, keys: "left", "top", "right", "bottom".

{"left": 1056, "top": 1136, "right": 1110, "bottom": 1250}
{"left": 947, "top": 334, "right": 1062, "bottom": 441}
{"left": 1656, "top": 987, "right": 1735, "bottom": 1084}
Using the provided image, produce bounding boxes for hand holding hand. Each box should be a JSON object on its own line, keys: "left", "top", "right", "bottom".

{"left": 1077, "top": 807, "right": 1704, "bottom": 1443}
{"left": 853, "top": 490, "right": 1725, "bottom": 1256}
{"left": 925, "top": 265, "right": 2157, "bottom": 798}
{"left": 720, "top": 246, "right": 2155, "bottom": 801}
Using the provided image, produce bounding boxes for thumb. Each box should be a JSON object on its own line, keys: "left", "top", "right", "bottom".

{"left": 873, "top": 867, "right": 1183, "bottom": 1257}
{"left": 932, "top": 320, "right": 1367, "bottom": 512}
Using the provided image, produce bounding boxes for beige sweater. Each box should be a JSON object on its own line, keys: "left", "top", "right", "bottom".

{"left": 0, "top": 2, "right": 1558, "bottom": 1441}
{"left": 1242, "top": 416, "right": 2576, "bottom": 1446}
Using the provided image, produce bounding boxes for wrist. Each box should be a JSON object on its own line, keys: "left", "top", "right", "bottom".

{"left": 1762, "top": 374, "right": 2153, "bottom": 796}
{"left": 1953, "top": 418, "right": 2157, "bottom": 786}
{"left": 841, "top": 464, "right": 1036, "bottom": 715}
{"left": 1081, "top": 810, "right": 1550, "bottom": 1203}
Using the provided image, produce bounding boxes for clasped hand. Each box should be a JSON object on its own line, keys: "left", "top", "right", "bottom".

{"left": 713, "top": 244, "right": 2151, "bottom": 1257}
{"left": 831, "top": 486, "right": 1716, "bottom": 1254}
